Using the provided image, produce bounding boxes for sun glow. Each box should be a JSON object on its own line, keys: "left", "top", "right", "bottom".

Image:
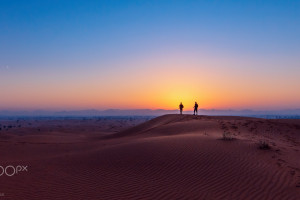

{"left": 1, "top": 51, "right": 299, "bottom": 110}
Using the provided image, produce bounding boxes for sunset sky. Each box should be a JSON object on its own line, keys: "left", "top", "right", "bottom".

{"left": 1, "top": 0, "right": 299, "bottom": 111}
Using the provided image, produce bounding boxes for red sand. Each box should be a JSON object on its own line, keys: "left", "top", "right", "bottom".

{"left": 0, "top": 115, "right": 299, "bottom": 199}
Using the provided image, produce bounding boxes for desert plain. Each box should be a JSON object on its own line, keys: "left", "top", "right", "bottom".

{"left": 0, "top": 114, "right": 300, "bottom": 199}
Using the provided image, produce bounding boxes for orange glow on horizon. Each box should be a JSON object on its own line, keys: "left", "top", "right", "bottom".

{"left": 1, "top": 52, "right": 299, "bottom": 111}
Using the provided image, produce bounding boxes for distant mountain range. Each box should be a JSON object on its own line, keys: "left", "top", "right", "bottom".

{"left": 0, "top": 109, "right": 300, "bottom": 117}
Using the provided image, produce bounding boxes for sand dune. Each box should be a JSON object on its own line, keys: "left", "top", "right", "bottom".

{"left": 0, "top": 115, "right": 299, "bottom": 199}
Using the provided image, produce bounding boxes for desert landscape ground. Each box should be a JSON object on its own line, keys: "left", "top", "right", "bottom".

{"left": 0, "top": 114, "right": 300, "bottom": 199}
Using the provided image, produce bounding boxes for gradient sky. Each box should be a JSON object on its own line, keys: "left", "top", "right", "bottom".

{"left": 1, "top": 0, "right": 299, "bottom": 110}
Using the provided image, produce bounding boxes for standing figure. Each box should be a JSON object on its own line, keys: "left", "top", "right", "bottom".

{"left": 194, "top": 101, "right": 198, "bottom": 115}
{"left": 179, "top": 102, "right": 184, "bottom": 114}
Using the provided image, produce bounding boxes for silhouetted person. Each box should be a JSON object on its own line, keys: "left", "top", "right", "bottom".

{"left": 194, "top": 101, "right": 198, "bottom": 115}
{"left": 179, "top": 102, "right": 184, "bottom": 114}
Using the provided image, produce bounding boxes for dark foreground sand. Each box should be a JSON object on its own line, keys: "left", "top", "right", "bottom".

{"left": 0, "top": 115, "right": 299, "bottom": 199}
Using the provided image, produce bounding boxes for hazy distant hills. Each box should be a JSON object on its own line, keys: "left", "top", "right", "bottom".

{"left": 0, "top": 109, "right": 300, "bottom": 118}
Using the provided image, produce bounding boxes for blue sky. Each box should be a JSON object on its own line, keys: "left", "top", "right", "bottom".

{"left": 0, "top": 0, "right": 299, "bottom": 110}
